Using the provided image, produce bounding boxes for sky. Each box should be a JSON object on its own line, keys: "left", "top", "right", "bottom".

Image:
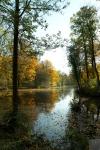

{"left": 40, "top": 0, "right": 100, "bottom": 75}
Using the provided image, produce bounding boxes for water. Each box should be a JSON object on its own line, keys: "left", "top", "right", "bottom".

{"left": 33, "top": 88, "right": 74, "bottom": 142}
{"left": 0, "top": 88, "right": 74, "bottom": 144}
{"left": 1, "top": 87, "right": 99, "bottom": 149}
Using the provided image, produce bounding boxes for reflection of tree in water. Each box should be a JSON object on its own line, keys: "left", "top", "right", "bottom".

{"left": 0, "top": 97, "right": 12, "bottom": 122}
{"left": 65, "top": 96, "right": 98, "bottom": 150}
{"left": 84, "top": 98, "right": 100, "bottom": 138}
{"left": 0, "top": 90, "right": 65, "bottom": 149}
{"left": 0, "top": 109, "right": 56, "bottom": 150}
{"left": 84, "top": 98, "right": 100, "bottom": 122}
{"left": 0, "top": 89, "right": 70, "bottom": 121}
{"left": 58, "top": 87, "right": 73, "bottom": 99}
{"left": 0, "top": 89, "right": 74, "bottom": 150}
{"left": 33, "top": 91, "right": 59, "bottom": 112}
{"left": 0, "top": 101, "right": 33, "bottom": 149}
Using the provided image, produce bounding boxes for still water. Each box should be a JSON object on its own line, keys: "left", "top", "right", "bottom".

{"left": 0, "top": 88, "right": 74, "bottom": 145}
{"left": 33, "top": 88, "right": 74, "bottom": 142}
{"left": 1, "top": 87, "right": 99, "bottom": 149}
{"left": 0, "top": 87, "right": 100, "bottom": 150}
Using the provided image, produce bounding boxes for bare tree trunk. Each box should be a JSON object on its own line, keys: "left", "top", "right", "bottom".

{"left": 13, "top": 0, "right": 19, "bottom": 113}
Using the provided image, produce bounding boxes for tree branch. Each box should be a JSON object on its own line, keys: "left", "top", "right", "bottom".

{"left": 19, "top": 0, "right": 31, "bottom": 18}
{"left": 0, "top": 25, "right": 12, "bottom": 39}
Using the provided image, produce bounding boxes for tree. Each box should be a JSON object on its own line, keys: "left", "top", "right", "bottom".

{"left": 0, "top": 55, "right": 12, "bottom": 88}
{"left": 68, "top": 45, "right": 81, "bottom": 90}
{"left": 18, "top": 55, "right": 38, "bottom": 86}
{"left": 0, "top": 0, "right": 68, "bottom": 112}
{"left": 35, "top": 60, "right": 59, "bottom": 88}
{"left": 49, "top": 68, "right": 59, "bottom": 87}
{"left": 69, "top": 6, "right": 100, "bottom": 88}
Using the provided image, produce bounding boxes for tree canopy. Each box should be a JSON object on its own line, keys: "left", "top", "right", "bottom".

{"left": 69, "top": 6, "right": 100, "bottom": 90}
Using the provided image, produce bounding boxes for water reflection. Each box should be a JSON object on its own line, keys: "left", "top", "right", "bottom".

{"left": 0, "top": 88, "right": 74, "bottom": 149}
{"left": 65, "top": 96, "right": 100, "bottom": 150}
{"left": 33, "top": 89, "right": 74, "bottom": 142}
{"left": 1, "top": 87, "right": 99, "bottom": 149}
{"left": 0, "top": 97, "right": 12, "bottom": 122}
{"left": 34, "top": 91, "right": 59, "bottom": 112}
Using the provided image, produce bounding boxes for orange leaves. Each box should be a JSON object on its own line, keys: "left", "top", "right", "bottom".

{"left": 0, "top": 54, "right": 59, "bottom": 88}
{"left": 35, "top": 60, "right": 60, "bottom": 87}
{"left": 18, "top": 56, "right": 39, "bottom": 82}
{"left": 49, "top": 69, "right": 60, "bottom": 86}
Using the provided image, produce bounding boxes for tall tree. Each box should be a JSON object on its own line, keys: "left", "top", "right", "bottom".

{"left": 0, "top": 0, "right": 68, "bottom": 112}
{"left": 68, "top": 44, "right": 81, "bottom": 90}
{"left": 70, "top": 6, "right": 100, "bottom": 86}
{"left": 34, "top": 60, "right": 59, "bottom": 88}
{"left": 13, "top": 0, "right": 19, "bottom": 113}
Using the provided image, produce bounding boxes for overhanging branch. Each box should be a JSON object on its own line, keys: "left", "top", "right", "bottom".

{"left": 19, "top": 0, "right": 31, "bottom": 18}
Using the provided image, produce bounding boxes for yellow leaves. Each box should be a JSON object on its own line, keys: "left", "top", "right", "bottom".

{"left": 97, "top": 64, "right": 100, "bottom": 75}
{"left": 96, "top": 50, "right": 100, "bottom": 56}
{"left": 36, "top": 60, "right": 60, "bottom": 87}
{"left": 49, "top": 69, "right": 60, "bottom": 86}
{"left": 19, "top": 55, "right": 39, "bottom": 82}
{"left": 0, "top": 56, "right": 12, "bottom": 76}
{"left": 0, "top": 56, "right": 12, "bottom": 87}
{"left": 0, "top": 53, "right": 59, "bottom": 87}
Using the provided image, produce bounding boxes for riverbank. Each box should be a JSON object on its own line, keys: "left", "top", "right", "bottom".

{"left": 76, "top": 87, "right": 100, "bottom": 98}
{"left": 0, "top": 86, "right": 71, "bottom": 97}
{"left": 0, "top": 88, "right": 59, "bottom": 97}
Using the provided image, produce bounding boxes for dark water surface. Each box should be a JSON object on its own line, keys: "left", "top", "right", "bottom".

{"left": 0, "top": 88, "right": 74, "bottom": 146}
{"left": 0, "top": 87, "right": 100, "bottom": 149}
{"left": 33, "top": 88, "right": 74, "bottom": 143}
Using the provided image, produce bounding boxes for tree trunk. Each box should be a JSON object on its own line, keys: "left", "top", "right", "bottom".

{"left": 90, "top": 55, "right": 95, "bottom": 78}
{"left": 13, "top": 0, "right": 19, "bottom": 113}
{"left": 91, "top": 37, "right": 100, "bottom": 86}
{"left": 83, "top": 40, "right": 89, "bottom": 80}
{"left": 73, "top": 59, "right": 81, "bottom": 91}
{"left": 82, "top": 29, "right": 89, "bottom": 80}
{"left": 76, "top": 77, "right": 81, "bottom": 91}
{"left": 87, "top": 25, "right": 99, "bottom": 85}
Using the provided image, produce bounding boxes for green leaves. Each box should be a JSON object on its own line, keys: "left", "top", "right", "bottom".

{"left": 69, "top": 6, "right": 100, "bottom": 88}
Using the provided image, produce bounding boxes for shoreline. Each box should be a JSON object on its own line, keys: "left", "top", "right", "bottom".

{"left": 0, "top": 87, "right": 68, "bottom": 97}
{"left": 76, "top": 88, "right": 100, "bottom": 98}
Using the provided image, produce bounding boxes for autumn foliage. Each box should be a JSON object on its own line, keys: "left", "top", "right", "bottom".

{"left": 0, "top": 54, "right": 61, "bottom": 89}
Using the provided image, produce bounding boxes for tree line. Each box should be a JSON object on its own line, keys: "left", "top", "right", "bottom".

{"left": 0, "top": 53, "right": 61, "bottom": 89}
{"left": 68, "top": 6, "right": 100, "bottom": 92}
{"left": 0, "top": 0, "right": 69, "bottom": 113}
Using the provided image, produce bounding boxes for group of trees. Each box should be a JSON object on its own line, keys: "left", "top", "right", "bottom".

{"left": 68, "top": 6, "right": 100, "bottom": 90}
{"left": 0, "top": 0, "right": 69, "bottom": 112}
{"left": 0, "top": 47, "right": 72, "bottom": 88}
{"left": 0, "top": 53, "right": 61, "bottom": 89}
{"left": 35, "top": 60, "right": 60, "bottom": 88}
